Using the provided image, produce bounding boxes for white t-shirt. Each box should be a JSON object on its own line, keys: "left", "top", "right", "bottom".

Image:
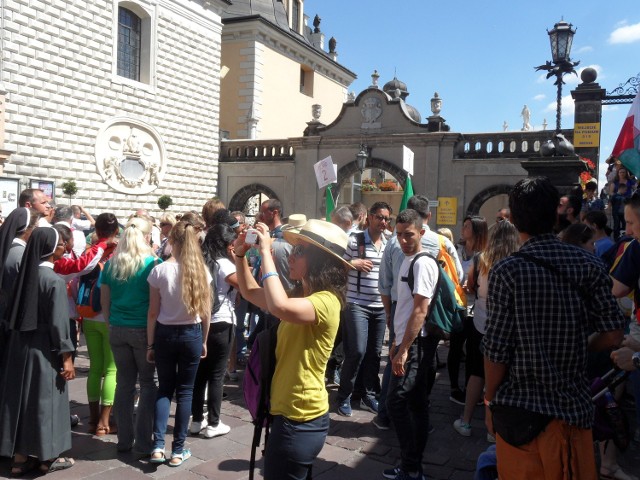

{"left": 148, "top": 261, "right": 212, "bottom": 325}
{"left": 394, "top": 252, "right": 438, "bottom": 345}
{"left": 71, "top": 217, "right": 92, "bottom": 231}
{"left": 473, "top": 271, "right": 489, "bottom": 334}
{"left": 213, "top": 257, "right": 237, "bottom": 325}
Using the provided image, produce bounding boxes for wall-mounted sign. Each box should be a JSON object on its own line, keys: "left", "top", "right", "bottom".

{"left": 31, "top": 180, "right": 55, "bottom": 201}
{"left": 436, "top": 197, "right": 457, "bottom": 225}
{"left": 574, "top": 122, "right": 600, "bottom": 147}
{"left": 0, "top": 177, "right": 20, "bottom": 216}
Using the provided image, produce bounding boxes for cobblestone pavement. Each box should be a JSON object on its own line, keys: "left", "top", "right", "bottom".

{"left": 0, "top": 340, "right": 638, "bottom": 479}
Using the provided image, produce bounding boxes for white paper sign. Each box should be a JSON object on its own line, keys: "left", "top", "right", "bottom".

{"left": 314, "top": 156, "right": 337, "bottom": 189}
{"left": 403, "top": 145, "right": 414, "bottom": 176}
{"left": 333, "top": 163, "right": 338, "bottom": 184}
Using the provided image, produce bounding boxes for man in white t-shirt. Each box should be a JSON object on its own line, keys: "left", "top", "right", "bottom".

{"left": 383, "top": 208, "right": 438, "bottom": 480}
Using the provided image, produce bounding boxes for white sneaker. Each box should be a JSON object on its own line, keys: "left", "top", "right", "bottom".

{"left": 453, "top": 418, "right": 471, "bottom": 437}
{"left": 190, "top": 417, "right": 208, "bottom": 435}
{"left": 486, "top": 432, "right": 496, "bottom": 443}
{"left": 203, "top": 421, "right": 231, "bottom": 438}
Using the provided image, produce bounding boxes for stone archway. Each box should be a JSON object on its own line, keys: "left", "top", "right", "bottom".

{"left": 465, "top": 184, "right": 513, "bottom": 218}
{"left": 228, "top": 182, "right": 279, "bottom": 214}
{"left": 335, "top": 157, "right": 408, "bottom": 194}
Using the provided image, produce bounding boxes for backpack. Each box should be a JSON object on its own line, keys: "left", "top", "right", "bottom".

{"left": 76, "top": 262, "right": 104, "bottom": 318}
{"left": 243, "top": 323, "right": 279, "bottom": 480}
{"left": 436, "top": 235, "right": 467, "bottom": 308}
{"left": 210, "top": 260, "right": 221, "bottom": 316}
{"left": 403, "top": 251, "right": 466, "bottom": 337}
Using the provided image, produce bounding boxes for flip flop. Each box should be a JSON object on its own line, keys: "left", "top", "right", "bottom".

{"left": 168, "top": 449, "right": 191, "bottom": 467}
{"left": 10, "top": 456, "right": 39, "bottom": 477}
{"left": 39, "top": 457, "right": 74, "bottom": 473}
{"left": 149, "top": 449, "right": 166, "bottom": 464}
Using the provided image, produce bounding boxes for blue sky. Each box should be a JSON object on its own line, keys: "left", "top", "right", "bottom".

{"left": 307, "top": 0, "right": 640, "bottom": 185}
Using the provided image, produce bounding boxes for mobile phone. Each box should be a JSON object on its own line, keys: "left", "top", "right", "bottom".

{"left": 245, "top": 228, "right": 259, "bottom": 245}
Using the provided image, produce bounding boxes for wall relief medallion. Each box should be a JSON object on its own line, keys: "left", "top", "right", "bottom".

{"left": 95, "top": 118, "right": 166, "bottom": 194}
{"left": 361, "top": 97, "right": 382, "bottom": 129}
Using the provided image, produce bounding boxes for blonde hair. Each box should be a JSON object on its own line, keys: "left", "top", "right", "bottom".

{"left": 159, "top": 212, "right": 176, "bottom": 227}
{"left": 478, "top": 220, "right": 519, "bottom": 275}
{"left": 109, "top": 217, "right": 154, "bottom": 281}
{"left": 436, "top": 227, "right": 454, "bottom": 243}
{"left": 170, "top": 220, "right": 211, "bottom": 320}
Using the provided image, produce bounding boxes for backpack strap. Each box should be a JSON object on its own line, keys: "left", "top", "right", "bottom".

{"left": 352, "top": 231, "right": 366, "bottom": 293}
{"left": 401, "top": 252, "right": 441, "bottom": 320}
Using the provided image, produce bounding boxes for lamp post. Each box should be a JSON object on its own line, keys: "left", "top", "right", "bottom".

{"left": 535, "top": 20, "right": 579, "bottom": 133}
{"left": 356, "top": 144, "right": 369, "bottom": 173}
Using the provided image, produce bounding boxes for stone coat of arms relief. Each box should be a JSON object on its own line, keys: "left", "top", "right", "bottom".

{"left": 95, "top": 119, "right": 166, "bottom": 194}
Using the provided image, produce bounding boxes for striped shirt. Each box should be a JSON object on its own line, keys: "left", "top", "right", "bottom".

{"left": 483, "top": 234, "right": 625, "bottom": 428}
{"left": 344, "top": 229, "right": 386, "bottom": 307}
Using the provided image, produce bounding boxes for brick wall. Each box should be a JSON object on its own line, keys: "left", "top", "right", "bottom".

{"left": 1, "top": 0, "right": 222, "bottom": 220}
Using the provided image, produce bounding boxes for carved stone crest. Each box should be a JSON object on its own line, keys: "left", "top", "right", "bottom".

{"left": 95, "top": 119, "right": 166, "bottom": 194}
{"left": 361, "top": 97, "right": 382, "bottom": 129}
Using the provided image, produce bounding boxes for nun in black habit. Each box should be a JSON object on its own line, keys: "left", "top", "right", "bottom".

{"left": 0, "top": 227, "right": 76, "bottom": 476}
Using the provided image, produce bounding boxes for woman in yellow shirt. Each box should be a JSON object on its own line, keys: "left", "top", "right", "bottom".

{"left": 234, "top": 219, "right": 352, "bottom": 480}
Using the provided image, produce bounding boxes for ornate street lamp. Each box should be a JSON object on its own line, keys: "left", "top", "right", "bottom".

{"left": 356, "top": 144, "right": 369, "bottom": 173}
{"left": 535, "top": 20, "right": 579, "bottom": 133}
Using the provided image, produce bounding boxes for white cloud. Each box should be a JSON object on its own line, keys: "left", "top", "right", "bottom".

{"left": 544, "top": 94, "right": 575, "bottom": 117}
{"left": 608, "top": 22, "right": 640, "bottom": 44}
{"left": 534, "top": 94, "right": 546, "bottom": 101}
{"left": 602, "top": 105, "right": 619, "bottom": 112}
{"left": 574, "top": 45, "right": 594, "bottom": 54}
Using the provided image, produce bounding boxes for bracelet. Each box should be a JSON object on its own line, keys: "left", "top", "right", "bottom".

{"left": 235, "top": 252, "right": 246, "bottom": 259}
{"left": 483, "top": 397, "right": 491, "bottom": 407}
{"left": 261, "top": 271, "right": 279, "bottom": 282}
{"left": 147, "top": 344, "right": 154, "bottom": 350}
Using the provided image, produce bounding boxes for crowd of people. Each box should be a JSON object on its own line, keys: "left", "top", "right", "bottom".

{"left": 0, "top": 175, "right": 639, "bottom": 479}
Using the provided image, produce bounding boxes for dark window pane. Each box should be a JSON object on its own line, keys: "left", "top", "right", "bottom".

{"left": 117, "top": 6, "right": 141, "bottom": 81}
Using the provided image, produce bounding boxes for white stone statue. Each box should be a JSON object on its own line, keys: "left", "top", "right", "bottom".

{"left": 521, "top": 105, "right": 531, "bottom": 131}
{"left": 311, "top": 104, "right": 322, "bottom": 121}
{"left": 503, "top": 121, "right": 509, "bottom": 132}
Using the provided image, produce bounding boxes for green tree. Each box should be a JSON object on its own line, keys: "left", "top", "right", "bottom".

{"left": 157, "top": 195, "right": 173, "bottom": 211}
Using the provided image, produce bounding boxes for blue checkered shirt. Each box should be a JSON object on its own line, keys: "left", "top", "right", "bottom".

{"left": 482, "top": 234, "right": 625, "bottom": 428}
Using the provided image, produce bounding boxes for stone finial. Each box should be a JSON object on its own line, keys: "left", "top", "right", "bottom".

{"left": 542, "top": 118, "right": 548, "bottom": 130}
{"left": 503, "top": 121, "right": 509, "bottom": 132}
{"left": 430, "top": 92, "right": 442, "bottom": 115}
{"left": 313, "top": 14, "right": 321, "bottom": 33}
{"left": 347, "top": 91, "right": 356, "bottom": 103}
{"left": 371, "top": 70, "right": 380, "bottom": 88}
{"left": 329, "top": 37, "right": 337, "bottom": 53}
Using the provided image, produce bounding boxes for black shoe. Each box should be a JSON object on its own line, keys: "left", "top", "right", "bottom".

{"left": 449, "top": 390, "right": 466, "bottom": 405}
{"left": 70, "top": 414, "right": 80, "bottom": 428}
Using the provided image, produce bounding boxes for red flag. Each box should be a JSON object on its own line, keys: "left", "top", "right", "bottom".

{"left": 612, "top": 90, "right": 640, "bottom": 178}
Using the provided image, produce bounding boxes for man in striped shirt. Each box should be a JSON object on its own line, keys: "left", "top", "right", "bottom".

{"left": 337, "top": 201, "right": 390, "bottom": 417}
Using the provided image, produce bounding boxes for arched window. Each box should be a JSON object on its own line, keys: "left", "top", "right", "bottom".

{"left": 117, "top": 7, "right": 141, "bottom": 81}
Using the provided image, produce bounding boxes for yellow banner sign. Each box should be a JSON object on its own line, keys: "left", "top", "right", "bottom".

{"left": 573, "top": 123, "right": 600, "bottom": 147}
{"left": 437, "top": 197, "right": 457, "bottom": 225}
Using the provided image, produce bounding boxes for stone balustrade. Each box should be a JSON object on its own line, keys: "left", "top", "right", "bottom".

{"left": 455, "top": 130, "right": 573, "bottom": 159}
{"left": 220, "top": 139, "right": 294, "bottom": 162}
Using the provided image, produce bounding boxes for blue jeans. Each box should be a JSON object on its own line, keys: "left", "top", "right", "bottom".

{"left": 387, "top": 335, "right": 439, "bottom": 474}
{"left": 378, "top": 302, "right": 397, "bottom": 421}
{"left": 264, "top": 413, "right": 330, "bottom": 480}
{"left": 153, "top": 322, "right": 202, "bottom": 454}
{"left": 338, "top": 303, "right": 386, "bottom": 402}
{"left": 109, "top": 325, "right": 157, "bottom": 453}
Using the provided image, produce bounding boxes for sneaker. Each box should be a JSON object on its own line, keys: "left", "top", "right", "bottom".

{"left": 190, "top": 417, "right": 208, "bottom": 435}
{"left": 203, "top": 421, "right": 231, "bottom": 438}
{"left": 372, "top": 415, "right": 391, "bottom": 430}
{"left": 486, "top": 432, "right": 496, "bottom": 443}
{"left": 387, "top": 469, "right": 425, "bottom": 480}
{"left": 382, "top": 466, "right": 402, "bottom": 479}
{"left": 453, "top": 418, "right": 471, "bottom": 437}
{"left": 449, "top": 390, "right": 466, "bottom": 405}
{"left": 337, "top": 398, "right": 352, "bottom": 417}
{"left": 360, "top": 397, "right": 379, "bottom": 414}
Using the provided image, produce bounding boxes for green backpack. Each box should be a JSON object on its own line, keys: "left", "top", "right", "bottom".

{"left": 403, "top": 252, "right": 466, "bottom": 337}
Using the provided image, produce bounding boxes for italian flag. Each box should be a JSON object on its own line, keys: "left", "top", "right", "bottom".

{"left": 612, "top": 90, "right": 640, "bottom": 178}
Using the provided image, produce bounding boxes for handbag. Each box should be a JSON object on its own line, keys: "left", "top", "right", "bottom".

{"left": 490, "top": 404, "right": 553, "bottom": 447}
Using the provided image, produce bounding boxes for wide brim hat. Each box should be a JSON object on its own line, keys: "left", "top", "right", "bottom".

{"left": 283, "top": 219, "right": 355, "bottom": 270}
{"left": 280, "top": 213, "right": 307, "bottom": 234}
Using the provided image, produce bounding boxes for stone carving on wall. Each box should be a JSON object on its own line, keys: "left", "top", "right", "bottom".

{"left": 361, "top": 97, "right": 382, "bottom": 129}
{"left": 95, "top": 119, "right": 166, "bottom": 195}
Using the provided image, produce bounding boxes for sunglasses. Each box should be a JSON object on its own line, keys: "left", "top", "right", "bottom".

{"left": 291, "top": 244, "right": 306, "bottom": 257}
{"left": 373, "top": 214, "right": 391, "bottom": 223}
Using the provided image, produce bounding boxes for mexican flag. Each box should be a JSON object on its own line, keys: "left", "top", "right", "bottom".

{"left": 612, "top": 90, "right": 640, "bottom": 178}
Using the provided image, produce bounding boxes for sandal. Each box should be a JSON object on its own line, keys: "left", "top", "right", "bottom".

{"left": 39, "top": 457, "right": 74, "bottom": 473}
{"left": 168, "top": 449, "right": 191, "bottom": 467}
{"left": 10, "top": 456, "right": 39, "bottom": 477}
{"left": 95, "top": 425, "right": 109, "bottom": 436}
{"left": 149, "top": 449, "right": 166, "bottom": 464}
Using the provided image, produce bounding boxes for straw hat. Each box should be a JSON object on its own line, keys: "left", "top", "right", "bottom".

{"left": 280, "top": 213, "right": 307, "bottom": 234}
{"left": 283, "top": 219, "right": 355, "bottom": 270}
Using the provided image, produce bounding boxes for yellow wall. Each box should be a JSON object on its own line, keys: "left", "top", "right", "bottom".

{"left": 258, "top": 45, "right": 347, "bottom": 139}
{"left": 220, "top": 37, "right": 348, "bottom": 140}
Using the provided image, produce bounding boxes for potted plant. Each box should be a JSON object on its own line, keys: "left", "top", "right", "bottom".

{"left": 361, "top": 178, "right": 377, "bottom": 192}
{"left": 378, "top": 180, "right": 400, "bottom": 192}
{"left": 157, "top": 195, "right": 173, "bottom": 211}
{"left": 61, "top": 180, "right": 78, "bottom": 205}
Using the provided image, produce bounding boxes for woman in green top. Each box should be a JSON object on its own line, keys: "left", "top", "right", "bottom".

{"left": 234, "top": 219, "right": 352, "bottom": 480}
{"left": 102, "top": 217, "right": 160, "bottom": 454}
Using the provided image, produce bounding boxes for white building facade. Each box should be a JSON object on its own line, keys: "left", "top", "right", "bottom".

{"left": 0, "top": 0, "right": 229, "bottom": 218}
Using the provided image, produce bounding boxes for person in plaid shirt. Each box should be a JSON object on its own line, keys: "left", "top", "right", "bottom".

{"left": 482, "top": 177, "right": 625, "bottom": 480}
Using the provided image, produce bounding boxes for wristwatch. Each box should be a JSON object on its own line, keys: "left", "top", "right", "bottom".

{"left": 633, "top": 352, "right": 640, "bottom": 370}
